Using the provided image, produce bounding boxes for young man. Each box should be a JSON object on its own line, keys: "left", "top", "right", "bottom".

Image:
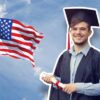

{"left": 42, "top": 7, "right": 100, "bottom": 100}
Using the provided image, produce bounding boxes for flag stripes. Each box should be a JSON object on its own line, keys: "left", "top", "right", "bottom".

{"left": 0, "top": 18, "right": 44, "bottom": 66}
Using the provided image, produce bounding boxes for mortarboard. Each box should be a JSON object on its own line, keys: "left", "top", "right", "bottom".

{"left": 63, "top": 7, "right": 100, "bottom": 50}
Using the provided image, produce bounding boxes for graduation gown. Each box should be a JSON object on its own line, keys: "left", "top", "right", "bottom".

{"left": 49, "top": 47, "right": 100, "bottom": 100}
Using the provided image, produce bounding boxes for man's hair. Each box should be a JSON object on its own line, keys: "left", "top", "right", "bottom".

{"left": 69, "top": 11, "right": 91, "bottom": 30}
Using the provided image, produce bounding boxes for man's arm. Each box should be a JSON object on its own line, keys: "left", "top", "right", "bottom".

{"left": 63, "top": 83, "right": 100, "bottom": 96}
{"left": 75, "top": 83, "right": 100, "bottom": 95}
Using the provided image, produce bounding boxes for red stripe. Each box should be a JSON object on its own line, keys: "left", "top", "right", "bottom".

{"left": 2, "top": 54, "right": 20, "bottom": 59}
{"left": 12, "top": 32, "right": 40, "bottom": 43}
{"left": 55, "top": 80, "right": 62, "bottom": 89}
{"left": 0, "top": 42, "right": 33, "bottom": 55}
{"left": 13, "top": 19, "right": 36, "bottom": 30}
{"left": 12, "top": 38, "right": 36, "bottom": 50}
{"left": 12, "top": 27, "right": 44, "bottom": 38}
{"left": 0, "top": 49, "right": 34, "bottom": 62}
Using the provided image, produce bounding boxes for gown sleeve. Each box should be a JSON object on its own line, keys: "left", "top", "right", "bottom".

{"left": 95, "top": 52, "right": 100, "bottom": 82}
{"left": 49, "top": 53, "right": 64, "bottom": 100}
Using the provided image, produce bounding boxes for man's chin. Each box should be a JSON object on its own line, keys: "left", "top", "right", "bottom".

{"left": 74, "top": 41, "right": 87, "bottom": 46}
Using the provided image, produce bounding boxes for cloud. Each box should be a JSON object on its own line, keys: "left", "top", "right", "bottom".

{"left": 43, "top": 93, "right": 48, "bottom": 100}
{"left": 33, "top": 65, "right": 44, "bottom": 77}
{"left": 22, "top": 97, "right": 28, "bottom": 100}
{"left": 22, "top": 0, "right": 32, "bottom": 4}
{"left": 0, "top": 4, "right": 7, "bottom": 17}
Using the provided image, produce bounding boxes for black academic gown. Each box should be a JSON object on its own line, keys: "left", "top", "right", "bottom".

{"left": 49, "top": 47, "right": 100, "bottom": 100}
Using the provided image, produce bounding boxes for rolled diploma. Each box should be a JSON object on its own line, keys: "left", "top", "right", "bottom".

{"left": 51, "top": 77, "right": 64, "bottom": 88}
{"left": 40, "top": 72, "right": 64, "bottom": 89}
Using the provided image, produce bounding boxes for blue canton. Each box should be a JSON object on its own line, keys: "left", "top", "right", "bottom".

{"left": 0, "top": 18, "right": 13, "bottom": 40}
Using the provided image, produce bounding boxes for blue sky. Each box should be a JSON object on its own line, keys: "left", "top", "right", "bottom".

{"left": 0, "top": 0, "right": 100, "bottom": 100}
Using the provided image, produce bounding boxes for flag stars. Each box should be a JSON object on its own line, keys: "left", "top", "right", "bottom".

{"left": 1, "top": 24, "right": 4, "bottom": 27}
{"left": 8, "top": 29, "right": 10, "bottom": 32}
{"left": 4, "top": 20, "right": 6, "bottom": 22}
{"left": 8, "top": 25, "right": 10, "bottom": 28}
{"left": 0, "top": 18, "right": 12, "bottom": 40}
{"left": 5, "top": 26, "right": 8, "bottom": 29}
{"left": 5, "top": 22, "right": 8, "bottom": 25}
{"left": 9, "top": 20, "right": 12, "bottom": 23}
{"left": 7, "top": 36, "right": 10, "bottom": 39}
{"left": 1, "top": 29, "right": 3, "bottom": 32}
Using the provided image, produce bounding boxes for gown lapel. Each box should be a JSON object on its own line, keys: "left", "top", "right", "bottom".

{"left": 60, "top": 51, "right": 71, "bottom": 83}
{"left": 74, "top": 48, "right": 92, "bottom": 82}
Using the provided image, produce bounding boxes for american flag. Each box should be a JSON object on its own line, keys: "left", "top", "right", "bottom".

{"left": 0, "top": 18, "right": 44, "bottom": 66}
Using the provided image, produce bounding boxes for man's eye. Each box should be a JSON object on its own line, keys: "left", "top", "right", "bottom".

{"left": 71, "top": 28, "right": 77, "bottom": 31}
{"left": 71, "top": 27, "right": 87, "bottom": 31}
{"left": 80, "top": 28, "right": 86, "bottom": 30}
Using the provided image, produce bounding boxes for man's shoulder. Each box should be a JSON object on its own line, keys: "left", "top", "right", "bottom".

{"left": 90, "top": 47, "right": 100, "bottom": 60}
{"left": 57, "top": 49, "right": 71, "bottom": 61}
{"left": 90, "top": 46, "right": 100, "bottom": 55}
{"left": 59, "top": 49, "right": 70, "bottom": 56}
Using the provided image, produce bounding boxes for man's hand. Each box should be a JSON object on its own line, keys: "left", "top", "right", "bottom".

{"left": 63, "top": 83, "right": 77, "bottom": 94}
{"left": 42, "top": 74, "right": 56, "bottom": 84}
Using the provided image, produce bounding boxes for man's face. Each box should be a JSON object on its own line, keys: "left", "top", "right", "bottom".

{"left": 69, "top": 21, "right": 91, "bottom": 45}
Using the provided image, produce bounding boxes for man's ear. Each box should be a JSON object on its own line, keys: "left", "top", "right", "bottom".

{"left": 89, "top": 29, "right": 93, "bottom": 38}
{"left": 89, "top": 29, "right": 92, "bottom": 36}
{"left": 68, "top": 28, "right": 71, "bottom": 32}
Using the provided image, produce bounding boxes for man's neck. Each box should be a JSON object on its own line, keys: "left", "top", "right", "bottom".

{"left": 74, "top": 42, "right": 88, "bottom": 53}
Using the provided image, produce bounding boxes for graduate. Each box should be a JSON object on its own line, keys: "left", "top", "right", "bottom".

{"left": 41, "top": 7, "right": 100, "bottom": 100}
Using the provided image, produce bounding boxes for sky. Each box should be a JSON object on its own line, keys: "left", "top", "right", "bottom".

{"left": 0, "top": 0, "right": 100, "bottom": 100}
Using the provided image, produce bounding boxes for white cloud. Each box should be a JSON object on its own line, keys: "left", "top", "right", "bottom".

{"left": 22, "top": 97, "right": 27, "bottom": 100}
{"left": 0, "top": 4, "right": 7, "bottom": 17}
{"left": 42, "top": 93, "right": 48, "bottom": 100}
{"left": 33, "top": 66, "right": 43, "bottom": 77}
{"left": 42, "top": 0, "right": 56, "bottom": 4}
{"left": 22, "top": 0, "right": 32, "bottom": 4}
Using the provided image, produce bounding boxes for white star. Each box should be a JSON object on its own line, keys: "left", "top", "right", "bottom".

{"left": 7, "top": 33, "right": 9, "bottom": 35}
{"left": 5, "top": 22, "right": 8, "bottom": 25}
{"left": 1, "top": 24, "right": 4, "bottom": 27}
{"left": 4, "top": 20, "right": 6, "bottom": 22}
{"left": 8, "top": 29, "right": 10, "bottom": 32}
{"left": 7, "top": 37, "right": 10, "bottom": 40}
{"left": 9, "top": 20, "right": 12, "bottom": 23}
{"left": 3, "top": 35, "right": 5, "bottom": 38}
{"left": 8, "top": 25, "right": 10, "bottom": 28}
{"left": 0, "top": 33, "right": 3, "bottom": 36}
{"left": 5, "top": 31, "right": 7, "bottom": 33}
{"left": 5, "top": 26, "right": 7, "bottom": 29}
{"left": 3, "top": 28, "right": 5, "bottom": 31}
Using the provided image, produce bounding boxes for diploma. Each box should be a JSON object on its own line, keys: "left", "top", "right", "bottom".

{"left": 40, "top": 72, "right": 64, "bottom": 89}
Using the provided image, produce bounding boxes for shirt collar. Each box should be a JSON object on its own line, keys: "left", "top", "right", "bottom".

{"left": 69, "top": 43, "right": 90, "bottom": 56}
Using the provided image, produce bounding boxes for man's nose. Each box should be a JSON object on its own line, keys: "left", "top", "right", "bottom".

{"left": 75, "top": 29, "right": 81, "bottom": 34}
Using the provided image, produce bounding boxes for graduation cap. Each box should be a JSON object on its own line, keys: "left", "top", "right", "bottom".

{"left": 63, "top": 7, "right": 100, "bottom": 50}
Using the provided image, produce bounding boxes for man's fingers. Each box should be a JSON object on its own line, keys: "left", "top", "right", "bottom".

{"left": 62, "top": 84, "right": 76, "bottom": 94}
{"left": 42, "top": 74, "right": 54, "bottom": 84}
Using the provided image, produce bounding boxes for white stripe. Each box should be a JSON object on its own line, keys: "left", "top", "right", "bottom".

{"left": 12, "top": 35, "right": 33, "bottom": 43}
{"left": 12, "top": 35, "right": 38, "bottom": 46}
{"left": 0, "top": 39, "right": 35, "bottom": 50}
{"left": 12, "top": 30, "right": 42, "bottom": 41}
{"left": 0, "top": 51, "right": 35, "bottom": 65}
{"left": 13, "top": 23, "right": 42, "bottom": 36}
{"left": 0, "top": 46, "right": 33, "bottom": 59}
